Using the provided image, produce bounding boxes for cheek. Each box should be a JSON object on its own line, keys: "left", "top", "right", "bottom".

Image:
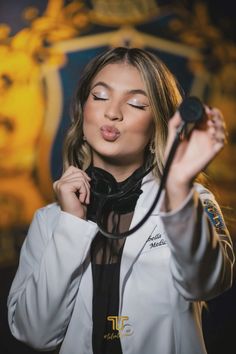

{"left": 83, "top": 100, "right": 93, "bottom": 123}
{"left": 83, "top": 100, "right": 100, "bottom": 130}
{"left": 127, "top": 114, "right": 154, "bottom": 141}
{"left": 82, "top": 103, "right": 93, "bottom": 138}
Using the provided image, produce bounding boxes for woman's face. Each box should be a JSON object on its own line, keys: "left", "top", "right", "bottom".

{"left": 83, "top": 62, "right": 154, "bottom": 169}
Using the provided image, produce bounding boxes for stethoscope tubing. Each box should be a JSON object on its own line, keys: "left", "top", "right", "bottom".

{"left": 94, "top": 121, "right": 186, "bottom": 239}
{"left": 93, "top": 96, "right": 205, "bottom": 238}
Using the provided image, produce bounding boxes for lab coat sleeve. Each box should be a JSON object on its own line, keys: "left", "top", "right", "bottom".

{"left": 7, "top": 206, "right": 98, "bottom": 350}
{"left": 159, "top": 186, "right": 235, "bottom": 301}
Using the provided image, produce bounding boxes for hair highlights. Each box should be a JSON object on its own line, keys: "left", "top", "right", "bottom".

{"left": 63, "top": 47, "right": 183, "bottom": 178}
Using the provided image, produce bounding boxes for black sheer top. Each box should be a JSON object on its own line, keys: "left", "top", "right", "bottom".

{"left": 86, "top": 166, "right": 143, "bottom": 354}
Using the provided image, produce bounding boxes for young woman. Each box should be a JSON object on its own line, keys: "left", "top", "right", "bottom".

{"left": 7, "top": 47, "right": 234, "bottom": 354}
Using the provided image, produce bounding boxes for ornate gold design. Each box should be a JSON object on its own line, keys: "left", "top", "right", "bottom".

{"left": 1, "top": 0, "right": 225, "bottom": 248}
{"left": 167, "top": 2, "right": 236, "bottom": 97}
{"left": 167, "top": 2, "right": 236, "bottom": 241}
{"left": 0, "top": 0, "right": 89, "bottom": 234}
{"left": 90, "top": 0, "right": 159, "bottom": 26}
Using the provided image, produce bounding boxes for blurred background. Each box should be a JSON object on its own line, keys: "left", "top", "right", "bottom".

{"left": 0, "top": 0, "right": 235, "bottom": 353}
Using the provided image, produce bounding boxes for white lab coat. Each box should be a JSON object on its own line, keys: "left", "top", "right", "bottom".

{"left": 7, "top": 173, "right": 234, "bottom": 354}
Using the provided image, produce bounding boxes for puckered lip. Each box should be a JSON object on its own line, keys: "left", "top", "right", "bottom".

{"left": 100, "top": 125, "right": 121, "bottom": 141}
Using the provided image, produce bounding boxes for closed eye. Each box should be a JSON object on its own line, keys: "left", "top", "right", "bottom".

{"left": 92, "top": 93, "right": 108, "bottom": 101}
{"left": 128, "top": 103, "right": 147, "bottom": 110}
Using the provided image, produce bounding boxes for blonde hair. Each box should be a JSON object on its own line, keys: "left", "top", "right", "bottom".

{"left": 63, "top": 47, "right": 183, "bottom": 178}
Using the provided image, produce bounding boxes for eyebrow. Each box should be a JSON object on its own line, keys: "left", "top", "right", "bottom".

{"left": 91, "top": 81, "right": 148, "bottom": 97}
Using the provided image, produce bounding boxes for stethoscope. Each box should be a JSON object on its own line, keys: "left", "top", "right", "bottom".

{"left": 92, "top": 96, "right": 205, "bottom": 239}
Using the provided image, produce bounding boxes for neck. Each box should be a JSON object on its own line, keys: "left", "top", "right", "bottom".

{"left": 92, "top": 160, "right": 143, "bottom": 182}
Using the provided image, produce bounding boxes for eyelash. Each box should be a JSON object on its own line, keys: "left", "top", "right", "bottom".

{"left": 129, "top": 104, "right": 146, "bottom": 111}
{"left": 92, "top": 94, "right": 146, "bottom": 110}
{"left": 92, "top": 94, "right": 107, "bottom": 101}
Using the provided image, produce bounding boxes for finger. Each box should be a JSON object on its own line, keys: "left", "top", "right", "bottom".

{"left": 206, "top": 110, "right": 227, "bottom": 144}
{"left": 54, "top": 178, "right": 90, "bottom": 204}
{"left": 211, "top": 107, "right": 223, "bottom": 118}
{"left": 206, "top": 107, "right": 224, "bottom": 125}
{"left": 59, "top": 174, "right": 91, "bottom": 191}
{"left": 65, "top": 177, "right": 90, "bottom": 204}
{"left": 61, "top": 166, "right": 80, "bottom": 178}
{"left": 61, "top": 166, "right": 91, "bottom": 181}
{"left": 76, "top": 183, "right": 90, "bottom": 204}
{"left": 80, "top": 169, "right": 92, "bottom": 181}
{"left": 212, "top": 117, "right": 226, "bottom": 134}
{"left": 70, "top": 180, "right": 90, "bottom": 204}
{"left": 205, "top": 105, "right": 214, "bottom": 117}
{"left": 75, "top": 178, "right": 90, "bottom": 204}
{"left": 165, "top": 111, "right": 183, "bottom": 159}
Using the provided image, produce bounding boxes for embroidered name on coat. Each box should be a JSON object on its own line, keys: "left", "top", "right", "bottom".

{"left": 146, "top": 226, "right": 167, "bottom": 250}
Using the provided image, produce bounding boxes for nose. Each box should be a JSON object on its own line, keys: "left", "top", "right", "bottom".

{"left": 104, "top": 102, "right": 123, "bottom": 121}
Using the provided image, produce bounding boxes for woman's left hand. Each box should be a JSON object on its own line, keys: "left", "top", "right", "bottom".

{"left": 163, "top": 106, "right": 226, "bottom": 210}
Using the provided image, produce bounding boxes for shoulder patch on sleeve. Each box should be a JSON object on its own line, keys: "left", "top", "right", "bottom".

{"left": 202, "top": 199, "right": 227, "bottom": 235}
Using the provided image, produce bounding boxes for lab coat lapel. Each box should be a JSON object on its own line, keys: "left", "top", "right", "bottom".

{"left": 119, "top": 172, "right": 162, "bottom": 310}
